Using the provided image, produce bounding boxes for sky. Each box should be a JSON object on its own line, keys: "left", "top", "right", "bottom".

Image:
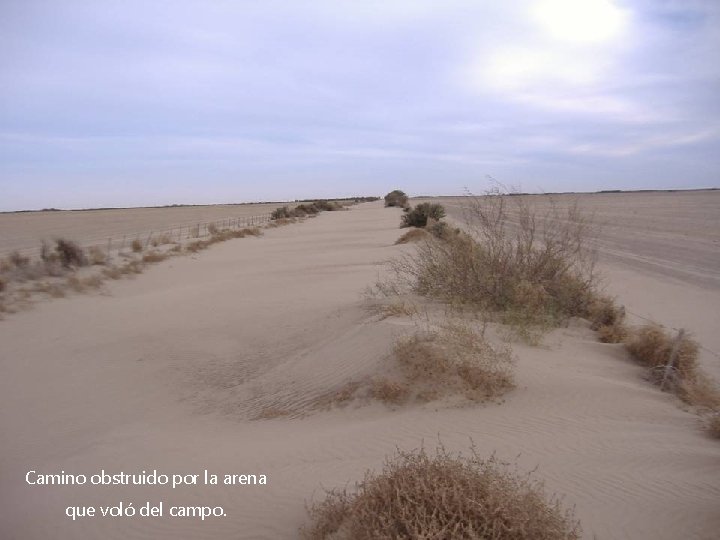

{"left": 1, "top": 0, "right": 719, "bottom": 210}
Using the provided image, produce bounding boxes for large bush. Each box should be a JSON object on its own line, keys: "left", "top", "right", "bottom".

{"left": 400, "top": 202, "right": 445, "bottom": 228}
{"left": 393, "top": 191, "right": 599, "bottom": 332}
{"left": 384, "top": 189, "right": 408, "bottom": 208}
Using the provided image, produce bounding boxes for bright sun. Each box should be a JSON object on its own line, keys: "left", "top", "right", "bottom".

{"left": 532, "top": 0, "right": 627, "bottom": 43}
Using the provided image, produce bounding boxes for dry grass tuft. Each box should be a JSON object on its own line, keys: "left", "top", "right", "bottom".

{"left": 395, "top": 228, "right": 428, "bottom": 244}
{"left": 394, "top": 323, "right": 514, "bottom": 402}
{"left": 131, "top": 238, "right": 143, "bottom": 252}
{"left": 301, "top": 445, "right": 581, "bottom": 540}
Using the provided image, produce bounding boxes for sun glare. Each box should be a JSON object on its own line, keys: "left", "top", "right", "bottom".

{"left": 532, "top": 0, "right": 627, "bottom": 43}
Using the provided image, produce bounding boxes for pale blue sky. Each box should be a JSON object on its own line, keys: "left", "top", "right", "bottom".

{"left": 1, "top": 0, "right": 718, "bottom": 210}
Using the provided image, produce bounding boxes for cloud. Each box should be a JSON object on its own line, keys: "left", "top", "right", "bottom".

{"left": 0, "top": 0, "right": 718, "bottom": 209}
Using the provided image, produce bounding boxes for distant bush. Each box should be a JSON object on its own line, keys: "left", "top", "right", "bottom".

{"left": 400, "top": 203, "right": 446, "bottom": 228}
{"left": 131, "top": 239, "right": 143, "bottom": 253}
{"left": 302, "top": 446, "right": 580, "bottom": 540}
{"left": 54, "top": 239, "right": 87, "bottom": 268}
{"left": 271, "top": 206, "right": 292, "bottom": 220}
{"left": 384, "top": 189, "right": 408, "bottom": 208}
{"left": 271, "top": 201, "right": 344, "bottom": 220}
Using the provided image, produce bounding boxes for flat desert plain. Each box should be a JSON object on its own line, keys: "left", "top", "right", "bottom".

{"left": 0, "top": 202, "right": 286, "bottom": 257}
{"left": 1, "top": 196, "right": 719, "bottom": 539}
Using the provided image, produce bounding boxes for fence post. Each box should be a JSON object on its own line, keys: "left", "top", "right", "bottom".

{"left": 661, "top": 328, "right": 685, "bottom": 391}
{"left": 145, "top": 232, "right": 153, "bottom": 248}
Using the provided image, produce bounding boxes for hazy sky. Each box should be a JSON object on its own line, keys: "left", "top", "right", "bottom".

{"left": 1, "top": 0, "right": 718, "bottom": 210}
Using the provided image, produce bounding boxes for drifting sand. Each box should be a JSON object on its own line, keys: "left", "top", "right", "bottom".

{"left": 1, "top": 201, "right": 719, "bottom": 539}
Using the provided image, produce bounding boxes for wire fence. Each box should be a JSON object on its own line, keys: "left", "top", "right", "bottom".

{"left": 1, "top": 212, "right": 272, "bottom": 263}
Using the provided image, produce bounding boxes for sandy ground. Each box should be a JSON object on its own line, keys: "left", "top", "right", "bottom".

{"left": 0, "top": 202, "right": 288, "bottom": 257}
{"left": 420, "top": 191, "right": 720, "bottom": 381}
{"left": 1, "top": 201, "right": 719, "bottom": 539}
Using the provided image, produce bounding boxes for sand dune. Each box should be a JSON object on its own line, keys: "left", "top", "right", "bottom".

{"left": 1, "top": 201, "right": 719, "bottom": 539}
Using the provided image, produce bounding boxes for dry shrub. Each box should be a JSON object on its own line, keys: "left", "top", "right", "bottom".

{"left": 87, "top": 246, "right": 107, "bottom": 265}
{"left": 597, "top": 322, "right": 628, "bottom": 343}
{"left": 271, "top": 206, "right": 292, "bottom": 219}
{"left": 625, "top": 324, "right": 698, "bottom": 377}
{"left": 394, "top": 323, "right": 514, "bottom": 402}
{"left": 395, "top": 228, "right": 428, "bottom": 244}
{"left": 393, "top": 190, "right": 599, "bottom": 338}
{"left": 142, "top": 251, "right": 169, "bottom": 263}
{"left": 384, "top": 189, "right": 409, "bottom": 208}
{"left": 8, "top": 251, "right": 30, "bottom": 268}
{"left": 131, "top": 238, "right": 143, "bottom": 253}
{"left": 207, "top": 222, "right": 219, "bottom": 235}
{"left": 54, "top": 239, "right": 87, "bottom": 268}
{"left": 370, "top": 378, "right": 410, "bottom": 405}
{"left": 400, "top": 203, "right": 445, "bottom": 228}
{"left": 301, "top": 446, "right": 580, "bottom": 540}
{"left": 0, "top": 276, "right": 5, "bottom": 292}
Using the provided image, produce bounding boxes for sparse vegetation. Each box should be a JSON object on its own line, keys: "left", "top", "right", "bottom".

{"left": 384, "top": 189, "right": 409, "bottom": 208}
{"left": 131, "top": 238, "right": 143, "bottom": 252}
{"left": 302, "top": 445, "right": 580, "bottom": 540}
{"left": 400, "top": 202, "right": 446, "bottom": 228}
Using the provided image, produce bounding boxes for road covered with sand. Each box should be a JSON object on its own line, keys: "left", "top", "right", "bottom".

{"left": 1, "top": 200, "right": 719, "bottom": 539}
